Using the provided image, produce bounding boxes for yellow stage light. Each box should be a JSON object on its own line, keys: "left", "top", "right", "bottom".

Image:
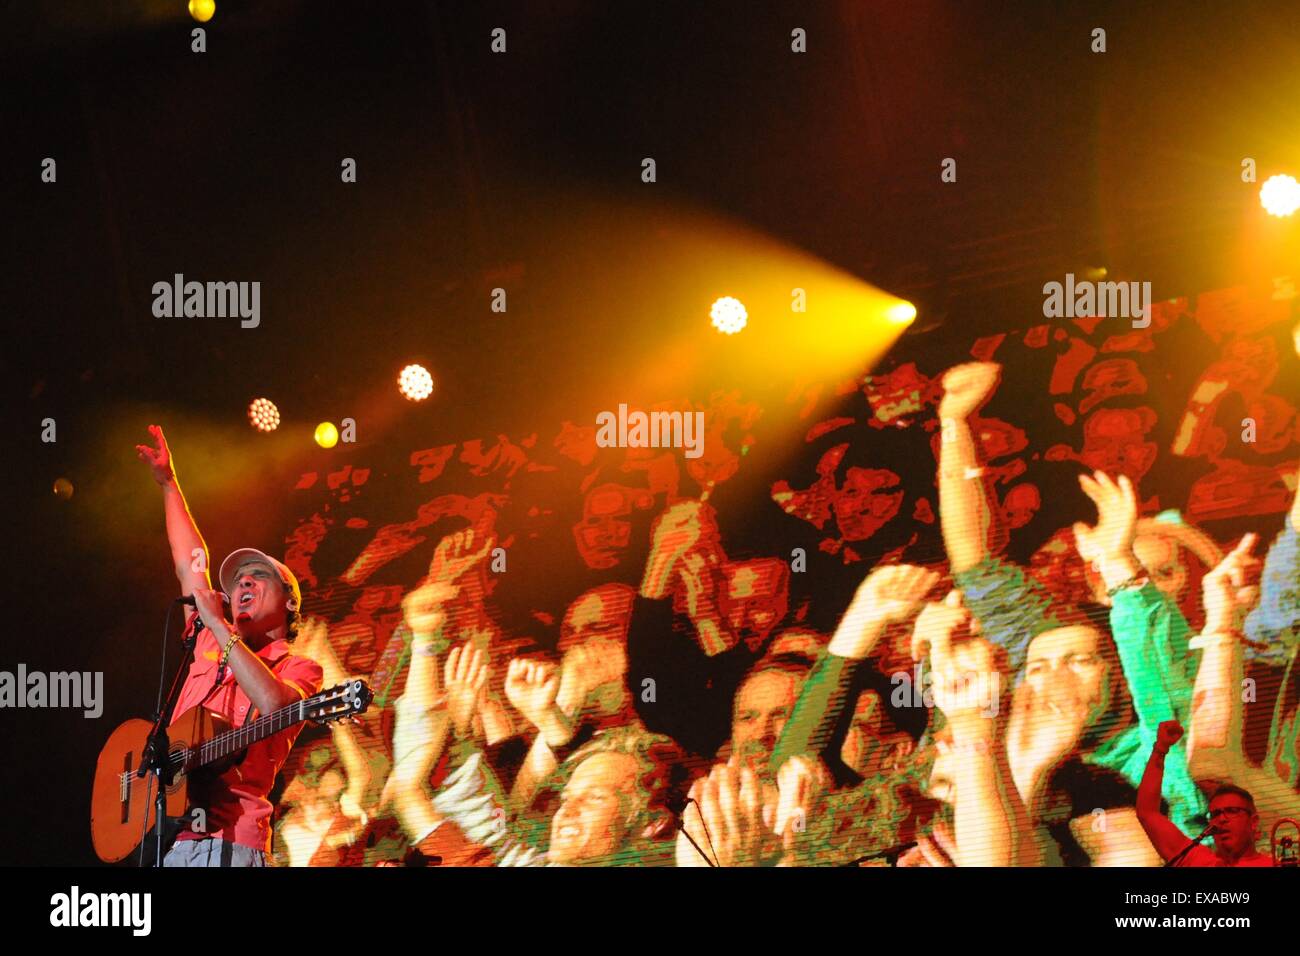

{"left": 710, "top": 296, "right": 748, "bottom": 334}
{"left": 248, "top": 398, "right": 280, "bottom": 432}
{"left": 188, "top": 0, "right": 216, "bottom": 23}
{"left": 885, "top": 301, "right": 917, "bottom": 324}
{"left": 1260, "top": 174, "right": 1300, "bottom": 218}
{"left": 398, "top": 364, "right": 435, "bottom": 401}
{"left": 315, "top": 422, "right": 339, "bottom": 449}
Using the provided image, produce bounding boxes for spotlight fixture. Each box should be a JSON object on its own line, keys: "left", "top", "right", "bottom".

{"left": 885, "top": 301, "right": 917, "bottom": 324}
{"left": 399, "top": 364, "right": 435, "bottom": 401}
{"left": 315, "top": 422, "right": 340, "bottom": 449}
{"left": 248, "top": 398, "right": 280, "bottom": 432}
{"left": 1260, "top": 174, "right": 1300, "bottom": 218}
{"left": 188, "top": 0, "right": 216, "bottom": 23}
{"left": 710, "top": 296, "right": 747, "bottom": 334}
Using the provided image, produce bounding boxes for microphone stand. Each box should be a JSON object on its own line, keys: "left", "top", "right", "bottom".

{"left": 137, "top": 602, "right": 203, "bottom": 867}
{"left": 841, "top": 842, "right": 919, "bottom": 867}
{"left": 1165, "top": 822, "right": 1218, "bottom": 868}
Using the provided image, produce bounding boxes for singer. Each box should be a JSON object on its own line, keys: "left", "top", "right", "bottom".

{"left": 136, "top": 425, "right": 323, "bottom": 866}
{"left": 1135, "top": 720, "right": 1273, "bottom": 867}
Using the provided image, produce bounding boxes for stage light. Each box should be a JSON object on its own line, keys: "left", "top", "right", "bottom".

{"left": 398, "top": 364, "right": 434, "bottom": 401}
{"left": 1260, "top": 174, "right": 1300, "bottom": 218}
{"left": 711, "top": 296, "right": 748, "bottom": 334}
{"left": 315, "top": 422, "right": 339, "bottom": 448}
{"left": 53, "top": 477, "right": 74, "bottom": 500}
{"left": 247, "top": 398, "right": 280, "bottom": 432}
{"left": 885, "top": 301, "right": 917, "bottom": 324}
{"left": 188, "top": 0, "right": 216, "bottom": 23}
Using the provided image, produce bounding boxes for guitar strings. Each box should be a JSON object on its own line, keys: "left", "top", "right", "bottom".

{"left": 118, "top": 692, "right": 350, "bottom": 784}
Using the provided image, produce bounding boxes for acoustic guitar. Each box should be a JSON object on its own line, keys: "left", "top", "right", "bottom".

{"left": 91, "top": 679, "right": 372, "bottom": 863}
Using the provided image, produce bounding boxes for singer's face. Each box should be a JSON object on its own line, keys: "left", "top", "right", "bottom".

{"left": 1208, "top": 794, "right": 1256, "bottom": 856}
{"left": 230, "top": 562, "right": 289, "bottom": 633}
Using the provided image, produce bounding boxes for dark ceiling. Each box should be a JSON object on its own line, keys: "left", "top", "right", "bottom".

{"left": 8, "top": 1, "right": 1300, "bottom": 417}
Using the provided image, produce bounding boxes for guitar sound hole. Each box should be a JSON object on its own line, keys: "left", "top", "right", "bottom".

{"left": 167, "top": 746, "right": 187, "bottom": 793}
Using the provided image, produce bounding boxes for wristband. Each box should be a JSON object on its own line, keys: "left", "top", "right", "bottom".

{"left": 410, "top": 626, "right": 451, "bottom": 658}
{"left": 216, "top": 634, "right": 243, "bottom": 682}
{"left": 1188, "top": 629, "right": 1270, "bottom": 652}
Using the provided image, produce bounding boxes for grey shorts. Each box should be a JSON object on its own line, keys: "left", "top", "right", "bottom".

{"left": 163, "top": 837, "right": 269, "bottom": 867}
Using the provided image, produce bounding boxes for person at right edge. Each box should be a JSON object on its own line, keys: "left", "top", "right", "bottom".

{"left": 1137, "top": 718, "right": 1272, "bottom": 866}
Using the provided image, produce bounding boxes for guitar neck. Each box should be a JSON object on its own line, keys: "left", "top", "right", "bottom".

{"left": 185, "top": 698, "right": 307, "bottom": 770}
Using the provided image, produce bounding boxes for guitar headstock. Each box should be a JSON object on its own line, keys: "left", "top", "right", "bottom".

{"left": 304, "top": 680, "right": 373, "bottom": 725}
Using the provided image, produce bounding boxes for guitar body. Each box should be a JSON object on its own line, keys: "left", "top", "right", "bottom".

{"left": 90, "top": 680, "right": 372, "bottom": 864}
{"left": 90, "top": 705, "right": 232, "bottom": 864}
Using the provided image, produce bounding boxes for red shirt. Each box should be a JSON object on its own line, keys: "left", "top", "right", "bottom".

{"left": 1175, "top": 845, "right": 1275, "bottom": 867}
{"left": 172, "top": 615, "right": 324, "bottom": 853}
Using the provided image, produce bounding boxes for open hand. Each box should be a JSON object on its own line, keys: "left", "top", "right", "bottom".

{"left": 773, "top": 755, "right": 829, "bottom": 855}
{"left": 1073, "top": 470, "right": 1138, "bottom": 563}
{"left": 135, "top": 424, "right": 176, "bottom": 486}
{"left": 444, "top": 643, "right": 488, "bottom": 738}
{"left": 429, "top": 528, "right": 496, "bottom": 584}
{"left": 831, "top": 564, "right": 940, "bottom": 660}
{"left": 677, "top": 761, "right": 776, "bottom": 867}
{"left": 1201, "top": 533, "right": 1261, "bottom": 634}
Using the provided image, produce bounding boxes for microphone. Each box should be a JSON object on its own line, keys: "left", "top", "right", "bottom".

{"left": 1165, "top": 821, "right": 1219, "bottom": 867}
{"left": 176, "top": 593, "right": 231, "bottom": 607}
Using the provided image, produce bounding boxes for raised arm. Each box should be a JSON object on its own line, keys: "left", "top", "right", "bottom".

{"left": 771, "top": 563, "right": 938, "bottom": 775}
{"left": 1136, "top": 720, "right": 1196, "bottom": 862}
{"left": 937, "top": 364, "right": 1067, "bottom": 674}
{"left": 382, "top": 574, "right": 457, "bottom": 841}
{"left": 937, "top": 363, "right": 1002, "bottom": 575}
{"left": 1188, "top": 535, "right": 1300, "bottom": 833}
{"left": 1076, "top": 470, "right": 1205, "bottom": 830}
{"left": 677, "top": 550, "right": 735, "bottom": 657}
{"left": 639, "top": 501, "right": 708, "bottom": 600}
{"left": 1243, "top": 457, "right": 1300, "bottom": 659}
{"left": 1186, "top": 534, "right": 1260, "bottom": 782}
{"left": 919, "top": 592, "right": 1029, "bottom": 867}
{"left": 136, "top": 424, "right": 210, "bottom": 596}
{"left": 1244, "top": 326, "right": 1300, "bottom": 657}
{"left": 504, "top": 658, "right": 570, "bottom": 811}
